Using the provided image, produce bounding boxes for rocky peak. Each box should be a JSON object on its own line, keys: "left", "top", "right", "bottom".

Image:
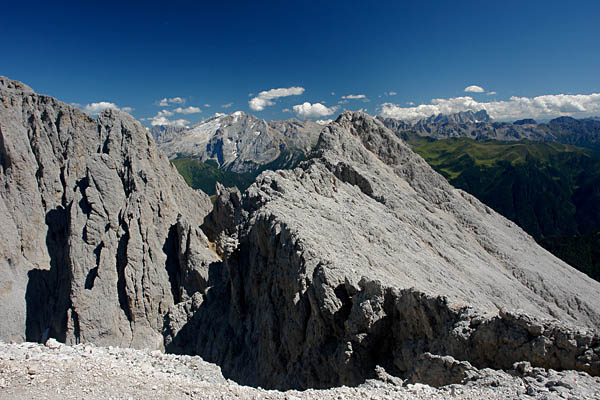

{"left": 0, "top": 77, "right": 218, "bottom": 348}
{"left": 157, "top": 111, "right": 322, "bottom": 173}
{"left": 0, "top": 75, "right": 34, "bottom": 94}
{"left": 167, "top": 110, "right": 600, "bottom": 389}
{"left": 420, "top": 110, "right": 491, "bottom": 124}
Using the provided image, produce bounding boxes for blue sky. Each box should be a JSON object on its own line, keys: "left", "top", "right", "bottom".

{"left": 2, "top": 0, "right": 600, "bottom": 125}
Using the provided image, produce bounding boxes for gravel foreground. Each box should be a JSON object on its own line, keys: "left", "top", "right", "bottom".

{"left": 0, "top": 341, "right": 599, "bottom": 399}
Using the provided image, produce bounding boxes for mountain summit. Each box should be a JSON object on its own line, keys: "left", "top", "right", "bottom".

{"left": 152, "top": 111, "right": 322, "bottom": 173}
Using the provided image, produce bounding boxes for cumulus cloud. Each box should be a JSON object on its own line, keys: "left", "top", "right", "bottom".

{"left": 342, "top": 94, "right": 367, "bottom": 100}
{"left": 150, "top": 116, "right": 189, "bottom": 127}
{"left": 385, "top": 91, "right": 397, "bottom": 96}
{"left": 249, "top": 86, "right": 305, "bottom": 111}
{"left": 204, "top": 104, "right": 211, "bottom": 108}
{"left": 83, "top": 102, "right": 133, "bottom": 115}
{"left": 156, "top": 109, "right": 174, "bottom": 117}
{"left": 149, "top": 109, "right": 190, "bottom": 127}
{"left": 221, "top": 103, "right": 233, "bottom": 109}
{"left": 379, "top": 93, "right": 600, "bottom": 121}
{"left": 487, "top": 91, "right": 497, "bottom": 95}
{"left": 174, "top": 106, "right": 202, "bottom": 114}
{"left": 293, "top": 102, "right": 338, "bottom": 119}
{"left": 464, "top": 85, "right": 485, "bottom": 93}
{"left": 157, "top": 97, "right": 186, "bottom": 106}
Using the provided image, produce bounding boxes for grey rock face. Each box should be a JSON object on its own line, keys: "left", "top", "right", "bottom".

{"left": 0, "top": 76, "right": 218, "bottom": 348}
{"left": 150, "top": 124, "right": 187, "bottom": 144}
{"left": 169, "top": 111, "right": 600, "bottom": 390}
{"left": 155, "top": 112, "right": 322, "bottom": 173}
{"left": 422, "top": 110, "right": 491, "bottom": 124}
{"left": 380, "top": 114, "right": 554, "bottom": 142}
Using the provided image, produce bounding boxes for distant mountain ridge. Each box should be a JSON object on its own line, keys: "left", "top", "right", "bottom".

{"left": 379, "top": 110, "right": 600, "bottom": 150}
{"left": 151, "top": 111, "right": 322, "bottom": 173}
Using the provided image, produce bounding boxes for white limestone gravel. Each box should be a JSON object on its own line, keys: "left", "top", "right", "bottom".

{"left": 1, "top": 341, "right": 599, "bottom": 399}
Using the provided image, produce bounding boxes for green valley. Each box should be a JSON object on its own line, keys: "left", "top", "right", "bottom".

{"left": 409, "top": 137, "right": 600, "bottom": 281}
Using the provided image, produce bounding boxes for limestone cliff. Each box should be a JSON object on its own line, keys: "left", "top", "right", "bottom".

{"left": 0, "top": 76, "right": 218, "bottom": 348}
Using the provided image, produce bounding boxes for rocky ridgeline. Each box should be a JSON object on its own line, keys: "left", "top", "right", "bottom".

{"left": 165, "top": 111, "right": 600, "bottom": 389}
{"left": 1, "top": 77, "right": 600, "bottom": 395}
{"left": 379, "top": 110, "right": 600, "bottom": 149}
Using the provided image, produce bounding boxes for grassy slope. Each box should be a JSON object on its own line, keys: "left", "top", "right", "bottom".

{"left": 172, "top": 158, "right": 256, "bottom": 195}
{"left": 409, "top": 137, "right": 600, "bottom": 281}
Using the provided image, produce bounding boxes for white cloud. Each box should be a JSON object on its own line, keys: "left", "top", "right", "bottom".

{"left": 342, "top": 94, "right": 367, "bottom": 100}
{"left": 221, "top": 103, "right": 233, "bottom": 109}
{"left": 331, "top": 91, "right": 335, "bottom": 96}
{"left": 204, "top": 104, "right": 211, "bottom": 108}
{"left": 149, "top": 109, "right": 190, "bottom": 127}
{"left": 315, "top": 119, "right": 333, "bottom": 125}
{"left": 83, "top": 102, "right": 133, "bottom": 115}
{"left": 293, "top": 102, "right": 338, "bottom": 119}
{"left": 249, "top": 86, "right": 305, "bottom": 111}
{"left": 487, "top": 91, "right": 497, "bottom": 95}
{"left": 282, "top": 108, "right": 292, "bottom": 113}
{"left": 150, "top": 116, "right": 189, "bottom": 127}
{"left": 387, "top": 91, "right": 397, "bottom": 96}
{"left": 174, "top": 106, "right": 202, "bottom": 114}
{"left": 157, "top": 97, "right": 186, "bottom": 106}
{"left": 249, "top": 97, "right": 274, "bottom": 111}
{"left": 379, "top": 93, "right": 600, "bottom": 121}
{"left": 464, "top": 85, "right": 485, "bottom": 93}
{"left": 156, "top": 109, "right": 174, "bottom": 117}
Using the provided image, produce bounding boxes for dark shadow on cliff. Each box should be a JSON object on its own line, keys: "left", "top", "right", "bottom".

{"left": 25, "top": 206, "right": 73, "bottom": 342}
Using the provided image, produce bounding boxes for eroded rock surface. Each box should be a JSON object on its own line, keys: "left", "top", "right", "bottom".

{"left": 0, "top": 76, "right": 218, "bottom": 348}
{"left": 167, "top": 111, "right": 600, "bottom": 389}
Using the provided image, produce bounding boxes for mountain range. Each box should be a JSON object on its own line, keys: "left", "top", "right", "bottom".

{"left": 151, "top": 111, "right": 322, "bottom": 173}
{"left": 1, "top": 76, "right": 599, "bottom": 395}
{"left": 379, "top": 110, "right": 600, "bottom": 150}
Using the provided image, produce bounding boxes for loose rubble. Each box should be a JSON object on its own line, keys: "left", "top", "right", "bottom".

{"left": 1, "top": 341, "right": 599, "bottom": 399}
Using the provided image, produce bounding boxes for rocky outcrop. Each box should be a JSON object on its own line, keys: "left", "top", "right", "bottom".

{"left": 166, "top": 111, "right": 600, "bottom": 390}
{"left": 0, "top": 76, "right": 218, "bottom": 348}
